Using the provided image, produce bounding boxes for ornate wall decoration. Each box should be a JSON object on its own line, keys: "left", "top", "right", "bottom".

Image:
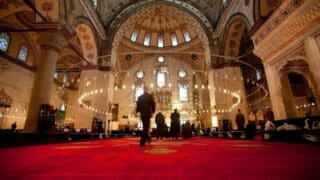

{"left": 75, "top": 24, "right": 98, "bottom": 65}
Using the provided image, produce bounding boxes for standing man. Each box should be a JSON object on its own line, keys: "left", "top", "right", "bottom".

{"left": 136, "top": 86, "right": 155, "bottom": 146}
{"left": 170, "top": 109, "right": 180, "bottom": 139}
{"left": 155, "top": 112, "right": 165, "bottom": 140}
{"left": 235, "top": 109, "right": 245, "bottom": 131}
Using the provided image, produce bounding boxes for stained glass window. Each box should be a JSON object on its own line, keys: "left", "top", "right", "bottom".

{"left": 60, "top": 103, "right": 66, "bottom": 112}
{"left": 0, "top": 32, "right": 10, "bottom": 52}
{"left": 179, "top": 84, "right": 188, "bottom": 101}
{"left": 17, "top": 45, "right": 28, "bottom": 62}
{"left": 144, "top": 33, "right": 151, "bottom": 46}
{"left": 256, "top": 69, "right": 261, "bottom": 81}
{"left": 91, "top": 0, "right": 97, "bottom": 9}
{"left": 171, "top": 34, "right": 178, "bottom": 46}
{"left": 183, "top": 31, "right": 191, "bottom": 42}
{"left": 178, "top": 69, "right": 187, "bottom": 78}
{"left": 131, "top": 30, "right": 139, "bottom": 42}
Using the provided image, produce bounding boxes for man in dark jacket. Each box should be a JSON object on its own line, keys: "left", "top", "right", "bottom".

{"left": 155, "top": 112, "right": 166, "bottom": 140}
{"left": 136, "top": 86, "right": 155, "bottom": 146}
{"left": 235, "top": 109, "right": 245, "bottom": 131}
{"left": 170, "top": 109, "right": 180, "bottom": 139}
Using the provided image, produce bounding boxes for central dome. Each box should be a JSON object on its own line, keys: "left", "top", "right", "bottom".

{"left": 122, "top": 4, "right": 201, "bottom": 48}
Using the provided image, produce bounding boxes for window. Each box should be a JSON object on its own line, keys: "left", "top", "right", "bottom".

{"left": 17, "top": 45, "right": 28, "bottom": 62}
{"left": 60, "top": 103, "right": 66, "bottom": 112}
{"left": 179, "top": 84, "right": 188, "bottom": 101}
{"left": 170, "top": 34, "right": 178, "bottom": 46}
{"left": 223, "top": 0, "right": 228, "bottom": 7}
{"left": 256, "top": 69, "right": 261, "bottom": 81}
{"left": 158, "top": 56, "right": 165, "bottom": 63}
{"left": 136, "top": 70, "right": 144, "bottom": 79}
{"left": 91, "top": 0, "right": 97, "bottom": 9}
{"left": 156, "top": 70, "right": 166, "bottom": 87}
{"left": 183, "top": 31, "right": 191, "bottom": 42}
{"left": 178, "top": 69, "right": 187, "bottom": 78}
{"left": 0, "top": 32, "right": 10, "bottom": 52}
{"left": 130, "top": 30, "right": 139, "bottom": 42}
{"left": 135, "top": 85, "right": 144, "bottom": 101}
{"left": 158, "top": 35, "right": 164, "bottom": 48}
{"left": 144, "top": 33, "right": 151, "bottom": 46}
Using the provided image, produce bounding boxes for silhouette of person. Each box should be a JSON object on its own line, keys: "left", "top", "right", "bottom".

{"left": 155, "top": 112, "right": 166, "bottom": 140}
{"left": 235, "top": 109, "right": 245, "bottom": 131}
{"left": 182, "top": 120, "right": 192, "bottom": 138}
{"left": 11, "top": 121, "right": 17, "bottom": 133}
{"left": 170, "top": 109, "right": 180, "bottom": 139}
{"left": 136, "top": 86, "right": 155, "bottom": 146}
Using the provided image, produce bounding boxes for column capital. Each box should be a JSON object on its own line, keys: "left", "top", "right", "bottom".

{"left": 37, "top": 31, "right": 68, "bottom": 53}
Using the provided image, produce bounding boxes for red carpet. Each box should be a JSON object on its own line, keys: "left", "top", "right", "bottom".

{"left": 0, "top": 137, "right": 320, "bottom": 179}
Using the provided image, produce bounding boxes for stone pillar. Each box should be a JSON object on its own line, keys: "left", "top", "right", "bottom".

{"left": 305, "top": 36, "right": 320, "bottom": 106}
{"left": 264, "top": 65, "right": 287, "bottom": 120}
{"left": 280, "top": 74, "right": 298, "bottom": 118}
{"left": 208, "top": 73, "right": 218, "bottom": 128}
{"left": 24, "top": 31, "right": 67, "bottom": 132}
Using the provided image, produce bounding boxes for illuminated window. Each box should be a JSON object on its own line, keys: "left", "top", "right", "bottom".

{"left": 158, "top": 56, "right": 165, "bottom": 63}
{"left": 256, "top": 69, "right": 261, "bottom": 81}
{"left": 130, "top": 30, "right": 139, "bottom": 42}
{"left": 158, "top": 35, "right": 164, "bottom": 48}
{"left": 136, "top": 70, "right": 144, "bottom": 79}
{"left": 183, "top": 31, "right": 191, "bottom": 42}
{"left": 156, "top": 70, "right": 166, "bottom": 87}
{"left": 54, "top": 72, "right": 58, "bottom": 79}
{"left": 91, "top": 0, "right": 97, "bottom": 9}
{"left": 17, "top": 45, "right": 28, "bottom": 62}
{"left": 0, "top": 32, "right": 10, "bottom": 52}
{"left": 60, "top": 103, "right": 66, "bottom": 112}
{"left": 179, "top": 84, "right": 188, "bottom": 101}
{"left": 135, "top": 85, "right": 144, "bottom": 101}
{"left": 178, "top": 69, "right": 187, "bottom": 78}
{"left": 171, "top": 34, "right": 178, "bottom": 46}
{"left": 223, "top": 0, "right": 228, "bottom": 7}
{"left": 144, "top": 33, "right": 151, "bottom": 46}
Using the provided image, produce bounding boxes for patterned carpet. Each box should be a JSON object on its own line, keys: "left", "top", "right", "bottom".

{"left": 0, "top": 137, "right": 319, "bottom": 179}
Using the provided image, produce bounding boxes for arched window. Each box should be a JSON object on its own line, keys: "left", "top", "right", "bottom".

{"left": 130, "top": 30, "right": 139, "bottom": 42}
{"left": 158, "top": 35, "right": 164, "bottom": 48}
{"left": 144, "top": 33, "right": 151, "bottom": 46}
{"left": 60, "top": 103, "right": 66, "bottom": 112}
{"left": 91, "top": 0, "right": 97, "bottom": 9}
{"left": 183, "top": 31, "right": 191, "bottom": 42}
{"left": 179, "top": 84, "right": 188, "bottom": 101}
{"left": 135, "top": 84, "right": 144, "bottom": 101}
{"left": 0, "top": 32, "right": 10, "bottom": 52}
{"left": 223, "top": 0, "right": 228, "bottom": 7}
{"left": 170, "top": 34, "right": 178, "bottom": 46}
{"left": 17, "top": 45, "right": 28, "bottom": 62}
{"left": 156, "top": 70, "right": 166, "bottom": 87}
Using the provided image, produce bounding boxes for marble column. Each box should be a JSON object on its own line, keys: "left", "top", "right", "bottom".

{"left": 280, "top": 74, "right": 298, "bottom": 118}
{"left": 208, "top": 72, "right": 218, "bottom": 128}
{"left": 24, "top": 31, "right": 67, "bottom": 132}
{"left": 305, "top": 36, "right": 320, "bottom": 110}
{"left": 264, "top": 65, "right": 287, "bottom": 120}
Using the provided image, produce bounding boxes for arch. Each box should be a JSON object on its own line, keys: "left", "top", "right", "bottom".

{"left": 223, "top": 14, "right": 252, "bottom": 57}
{"left": 74, "top": 22, "right": 98, "bottom": 65}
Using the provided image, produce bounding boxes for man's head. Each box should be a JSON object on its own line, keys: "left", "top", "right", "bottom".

{"left": 174, "top": 108, "right": 178, "bottom": 112}
{"left": 237, "top": 109, "right": 241, "bottom": 112}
